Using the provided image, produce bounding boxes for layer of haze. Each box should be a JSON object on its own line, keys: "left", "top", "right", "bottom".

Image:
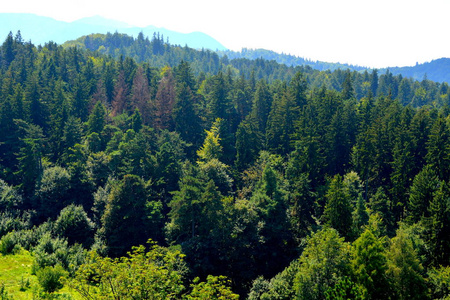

{"left": 3, "top": 0, "right": 450, "bottom": 68}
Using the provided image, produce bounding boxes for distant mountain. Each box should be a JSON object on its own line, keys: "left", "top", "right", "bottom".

{"left": 219, "top": 49, "right": 450, "bottom": 83}
{"left": 385, "top": 58, "right": 450, "bottom": 83}
{"left": 218, "top": 48, "right": 367, "bottom": 72}
{"left": 0, "top": 13, "right": 227, "bottom": 51}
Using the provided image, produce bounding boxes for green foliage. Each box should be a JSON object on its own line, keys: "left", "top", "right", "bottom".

{"left": 323, "top": 174, "right": 353, "bottom": 240}
{"left": 87, "top": 102, "right": 106, "bottom": 134}
{"left": 351, "top": 228, "right": 391, "bottom": 299}
{"left": 186, "top": 275, "right": 239, "bottom": 299}
{"left": 32, "top": 232, "right": 85, "bottom": 274}
{"left": 69, "top": 242, "right": 187, "bottom": 299}
{"left": 1, "top": 31, "right": 450, "bottom": 299}
{"left": 407, "top": 165, "right": 439, "bottom": 224}
{"left": 325, "top": 276, "right": 364, "bottom": 300}
{"left": 0, "top": 232, "right": 19, "bottom": 255}
{"left": 248, "top": 259, "right": 301, "bottom": 300}
{"left": 36, "top": 265, "right": 67, "bottom": 293}
{"left": 428, "top": 266, "right": 450, "bottom": 300}
{"left": 54, "top": 204, "right": 95, "bottom": 247}
{"left": 35, "top": 166, "right": 71, "bottom": 221}
{"left": 386, "top": 227, "right": 428, "bottom": 300}
{"left": 425, "top": 180, "right": 450, "bottom": 266}
{"left": 100, "top": 174, "right": 163, "bottom": 257}
{"left": 293, "top": 228, "right": 351, "bottom": 300}
{"left": 197, "top": 118, "right": 223, "bottom": 163}
{"left": 0, "top": 179, "right": 22, "bottom": 211}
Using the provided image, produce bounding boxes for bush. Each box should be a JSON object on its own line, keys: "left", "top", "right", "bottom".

{"left": 0, "top": 179, "right": 23, "bottom": 211}
{"left": 36, "top": 265, "right": 67, "bottom": 293}
{"left": 35, "top": 166, "right": 71, "bottom": 221}
{"left": 0, "top": 232, "right": 19, "bottom": 255}
{"left": 32, "top": 232, "right": 86, "bottom": 276}
{"left": 54, "top": 204, "right": 95, "bottom": 247}
{"left": 0, "top": 211, "right": 30, "bottom": 238}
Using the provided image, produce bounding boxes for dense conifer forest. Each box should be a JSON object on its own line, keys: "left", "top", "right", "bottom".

{"left": 0, "top": 31, "right": 450, "bottom": 299}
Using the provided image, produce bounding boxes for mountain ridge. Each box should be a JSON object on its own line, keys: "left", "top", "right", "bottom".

{"left": 0, "top": 13, "right": 227, "bottom": 51}
{"left": 1, "top": 13, "right": 448, "bottom": 83}
{"left": 220, "top": 48, "right": 450, "bottom": 83}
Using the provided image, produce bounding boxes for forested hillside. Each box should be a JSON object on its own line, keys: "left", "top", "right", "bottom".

{"left": 218, "top": 48, "right": 450, "bottom": 84}
{"left": 0, "top": 31, "right": 450, "bottom": 299}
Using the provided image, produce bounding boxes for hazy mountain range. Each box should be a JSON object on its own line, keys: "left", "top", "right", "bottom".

{"left": 0, "top": 13, "right": 227, "bottom": 51}
{"left": 0, "top": 13, "right": 449, "bottom": 83}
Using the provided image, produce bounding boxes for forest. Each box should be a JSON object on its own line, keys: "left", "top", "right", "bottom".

{"left": 0, "top": 30, "right": 449, "bottom": 299}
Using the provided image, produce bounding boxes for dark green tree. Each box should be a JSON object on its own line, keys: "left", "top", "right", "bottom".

{"left": 86, "top": 101, "right": 106, "bottom": 135}
{"left": 425, "top": 181, "right": 450, "bottom": 266}
{"left": 100, "top": 174, "right": 162, "bottom": 257}
{"left": 407, "top": 165, "right": 439, "bottom": 224}
{"left": 323, "top": 174, "right": 353, "bottom": 240}
{"left": 426, "top": 114, "right": 450, "bottom": 181}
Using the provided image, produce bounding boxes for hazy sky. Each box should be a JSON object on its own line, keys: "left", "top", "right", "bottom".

{"left": 3, "top": 0, "right": 450, "bottom": 68}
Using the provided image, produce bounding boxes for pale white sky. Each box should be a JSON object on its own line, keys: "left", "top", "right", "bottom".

{"left": 2, "top": 0, "right": 450, "bottom": 68}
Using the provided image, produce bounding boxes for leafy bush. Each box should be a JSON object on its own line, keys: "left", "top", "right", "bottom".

{"left": 32, "top": 232, "right": 86, "bottom": 276}
{"left": 35, "top": 166, "right": 71, "bottom": 221}
{"left": 36, "top": 265, "right": 67, "bottom": 293}
{"left": 428, "top": 266, "right": 450, "bottom": 300}
{"left": 12, "top": 221, "right": 53, "bottom": 251}
{"left": 0, "top": 211, "right": 30, "bottom": 238}
{"left": 54, "top": 204, "right": 95, "bottom": 247}
{"left": 186, "top": 275, "right": 239, "bottom": 299}
{"left": 0, "top": 179, "right": 23, "bottom": 211}
{"left": 0, "top": 232, "right": 19, "bottom": 255}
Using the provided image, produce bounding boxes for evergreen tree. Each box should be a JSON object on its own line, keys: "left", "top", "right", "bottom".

{"left": 235, "top": 116, "right": 262, "bottom": 171}
{"left": 86, "top": 101, "right": 106, "bottom": 135}
{"left": 407, "top": 165, "right": 439, "bottom": 224}
{"left": 154, "top": 67, "right": 176, "bottom": 130}
{"left": 15, "top": 122, "right": 44, "bottom": 200}
{"left": 323, "top": 174, "right": 353, "bottom": 240}
{"left": 250, "top": 79, "right": 272, "bottom": 134}
{"left": 172, "top": 82, "right": 202, "bottom": 148}
{"left": 101, "top": 174, "right": 162, "bottom": 257}
{"left": 352, "top": 229, "right": 391, "bottom": 299}
{"left": 426, "top": 114, "right": 450, "bottom": 181}
{"left": 130, "top": 66, "right": 152, "bottom": 125}
{"left": 111, "top": 70, "right": 130, "bottom": 116}
{"left": 426, "top": 181, "right": 450, "bottom": 266}
{"left": 386, "top": 227, "right": 428, "bottom": 300}
{"left": 294, "top": 228, "right": 352, "bottom": 300}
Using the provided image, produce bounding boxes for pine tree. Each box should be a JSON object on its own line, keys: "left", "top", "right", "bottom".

{"left": 86, "top": 101, "right": 106, "bottom": 135}
{"left": 407, "top": 165, "right": 439, "bottom": 224}
{"left": 386, "top": 227, "right": 428, "bottom": 300}
{"left": 426, "top": 181, "right": 450, "bottom": 266}
{"left": 131, "top": 66, "right": 152, "bottom": 125}
{"left": 101, "top": 175, "right": 162, "bottom": 257}
{"left": 154, "top": 67, "right": 175, "bottom": 130}
{"left": 352, "top": 229, "right": 391, "bottom": 299}
{"left": 250, "top": 80, "right": 272, "bottom": 134}
{"left": 235, "top": 117, "right": 262, "bottom": 171}
{"left": 426, "top": 114, "right": 450, "bottom": 181}
{"left": 323, "top": 174, "right": 353, "bottom": 240}
{"left": 172, "top": 82, "right": 202, "bottom": 148}
{"left": 111, "top": 70, "right": 130, "bottom": 116}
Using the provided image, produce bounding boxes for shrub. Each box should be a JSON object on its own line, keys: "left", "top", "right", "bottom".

{"left": 36, "top": 265, "right": 67, "bottom": 293}
{"left": 0, "top": 232, "right": 19, "bottom": 255}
